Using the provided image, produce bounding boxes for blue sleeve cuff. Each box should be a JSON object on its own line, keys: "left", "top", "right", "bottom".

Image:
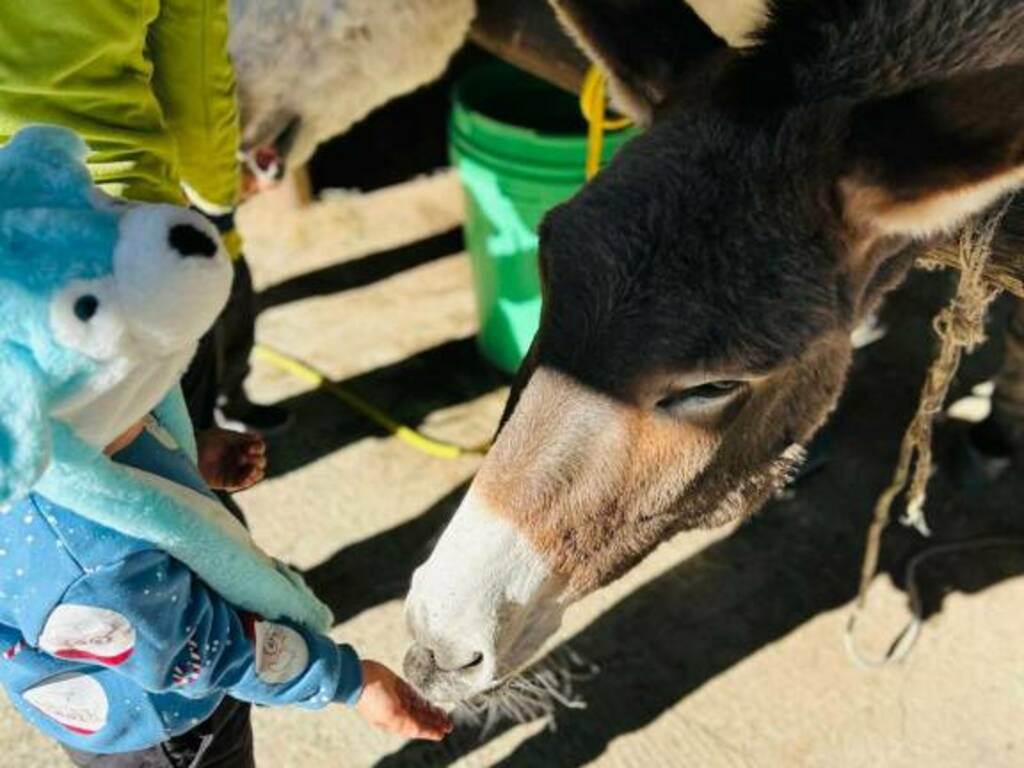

{"left": 334, "top": 644, "right": 363, "bottom": 706}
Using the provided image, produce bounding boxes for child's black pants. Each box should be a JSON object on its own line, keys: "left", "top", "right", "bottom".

{"left": 62, "top": 696, "right": 254, "bottom": 768}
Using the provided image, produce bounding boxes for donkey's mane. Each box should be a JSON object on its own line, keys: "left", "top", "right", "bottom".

{"left": 745, "top": 0, "right": 1024, "bottom": 105}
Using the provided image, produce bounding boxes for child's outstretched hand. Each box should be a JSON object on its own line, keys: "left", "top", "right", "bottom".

{"left": 197, "top": 427, "right": 267, "bottom": 492}
{"left": 355, "top": 660, "right": 453, "bottom": 741}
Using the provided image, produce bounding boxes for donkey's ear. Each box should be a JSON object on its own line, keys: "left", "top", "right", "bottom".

{"left": 550, "top": 0, "right": 726, "bottom": 123}
{"left": 841, "top": 66, "right": 1024, "bottom": 241}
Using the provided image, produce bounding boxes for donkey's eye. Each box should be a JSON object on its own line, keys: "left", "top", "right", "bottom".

{"left": 656, "top": 380, "right": 745, "bottom": 412}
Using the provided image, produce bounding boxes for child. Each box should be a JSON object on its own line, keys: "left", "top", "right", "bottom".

{"left": 0, "top": 412, "right": 451, "bottom": 767}
{"left": 0, "top": 5, "right": 451, "bottom": 762}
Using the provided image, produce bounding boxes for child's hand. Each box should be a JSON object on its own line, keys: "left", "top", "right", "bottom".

{"left": 196, "top": 427, "right": 267, "bottom": 492}
{"left": 355, "top": 660, "right": 453, "bottom": 741}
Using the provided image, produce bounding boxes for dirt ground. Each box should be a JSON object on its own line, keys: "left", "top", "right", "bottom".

{"left": 2, "top": 169, "right": 1022, "bottom": 768}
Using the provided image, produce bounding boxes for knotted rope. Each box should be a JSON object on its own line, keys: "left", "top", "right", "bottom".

{"left": 845, "top": 201, "right": 1015, "bottom": 667}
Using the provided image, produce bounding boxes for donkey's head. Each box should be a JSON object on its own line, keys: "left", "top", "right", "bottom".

{"left": 405, "top": 0, "right": 1024, "bottom": 703}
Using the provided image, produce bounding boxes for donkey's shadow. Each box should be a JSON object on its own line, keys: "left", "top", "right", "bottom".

{"left": 370, "top": 274, "right": 1024, "bottom": 768}
{"left": 374, "top": 453, "right": 1024, "bottom": 768}
{"left": 304, "top": 482, "right": 468, "bottom": 625}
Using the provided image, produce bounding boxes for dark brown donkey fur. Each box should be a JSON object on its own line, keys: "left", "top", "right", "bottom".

{"left": 476, "top": 0, "right": 1024, "bottom": 595}
{"left": 405, "top": 4, "right": 1024, "bottom": 704}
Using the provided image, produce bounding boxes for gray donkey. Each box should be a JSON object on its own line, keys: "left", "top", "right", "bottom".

{"left": 228, "top": 0, "right": 475, "bottom": 168}
{"left": 403, "top": 0, "right": 1024, "bottom": 705}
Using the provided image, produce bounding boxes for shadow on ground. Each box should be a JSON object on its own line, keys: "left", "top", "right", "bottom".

{"left": 367, "top": 274, "right": 1024, "bottom": 768}
{"left": 257, "top": 228, "right": 464, "bottom": 312}
{"left": 304, "top": 482, "right": 468, "bottom": 625}
{"left": 264, "top": 335, "right": 506, "bottom": 478}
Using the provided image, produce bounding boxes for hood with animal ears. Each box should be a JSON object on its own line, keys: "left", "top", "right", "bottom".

{"left": 0, "top": 125, "right": 233, "bottom": 500}
{"left": 0, "top": 125, "right": 333, "bottom": 632}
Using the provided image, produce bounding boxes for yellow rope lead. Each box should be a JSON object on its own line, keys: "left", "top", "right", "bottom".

{"left": 253, "top": 343, "right": 489, "bottom": 460}
{"left": 580, "top": 66, "right": 633, "bottom": 180}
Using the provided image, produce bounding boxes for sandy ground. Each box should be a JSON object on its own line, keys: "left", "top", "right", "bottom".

{"left": 2, "top": 171, "right": 1022, "bottom": 768}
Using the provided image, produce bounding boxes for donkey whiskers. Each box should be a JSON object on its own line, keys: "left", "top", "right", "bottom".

{"left": 454, "top": 649, "right": 599, "bottom": 738}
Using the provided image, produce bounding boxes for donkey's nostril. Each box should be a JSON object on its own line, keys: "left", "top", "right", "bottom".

{"left": 436, "top": 649, "right": 485, "bottom": 674}
{"left": 459, "top": 652, "right": 484, "bottom": 671}
{"left": 168, "top": 224, "right": 218, "bottom": 259}
{"left": 404, "top": 643, "right": 486, "bottom": 681}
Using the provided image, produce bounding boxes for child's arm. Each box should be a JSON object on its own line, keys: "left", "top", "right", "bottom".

{"left": 36, "top": 549, "right": 357, "bottom": 709}
{"left": 148, "top": 0, "right": 241, "bottom": 215}
{"left": 28, "top": 548, "right": 451, "bottom": 739}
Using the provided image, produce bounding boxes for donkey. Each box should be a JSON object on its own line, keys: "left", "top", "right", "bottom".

{"left": 228, "top": 0, "right": 475, "bottom": 168}
{"left": 403, "top": 0, "right": 1024, "bottom": 704}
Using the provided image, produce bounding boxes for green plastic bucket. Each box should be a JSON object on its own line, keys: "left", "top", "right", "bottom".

{"left": 450, "top": 63, "right": 637, "bottom": 373}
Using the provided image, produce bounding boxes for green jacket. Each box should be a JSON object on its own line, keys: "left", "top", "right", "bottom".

{"left": 0, "top": 0, "right": 240, "bottom": 208}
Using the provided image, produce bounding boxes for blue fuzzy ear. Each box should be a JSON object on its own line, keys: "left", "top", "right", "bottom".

{"left": 0, "top": 345, "right": 50, "bottom": 505}
{"left": 3, "top": 125, "right": 87, "bottom": 165}
{"left": 0, "top": 126, "right": 93, "bottom": 210}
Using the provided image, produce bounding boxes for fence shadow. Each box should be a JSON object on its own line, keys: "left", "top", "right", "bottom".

{"left": 256, "top": 228, "right": 464, "bottom": 313}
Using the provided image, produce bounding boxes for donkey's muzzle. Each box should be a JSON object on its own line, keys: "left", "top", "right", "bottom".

{"left": 402, "top": 641, "right": 491, "bottom": 703}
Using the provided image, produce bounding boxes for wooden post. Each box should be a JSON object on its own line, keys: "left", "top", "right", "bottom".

{"left": 289, "top": 164, "right": 314, "bottom": 208}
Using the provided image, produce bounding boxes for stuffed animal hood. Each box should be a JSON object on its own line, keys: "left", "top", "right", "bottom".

{"left": 0, "top": 126, "right": 332, "bottom": 631}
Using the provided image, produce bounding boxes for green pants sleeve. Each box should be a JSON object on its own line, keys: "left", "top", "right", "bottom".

{"left": 148, "top": 0, "right": 241, "bottom": 213}
{"left": 0, "top": 0, "right": 185, "bottom": 205}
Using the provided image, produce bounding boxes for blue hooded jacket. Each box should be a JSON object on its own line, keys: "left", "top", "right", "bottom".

{"left": 0, "top": 416, "right": 362, "bottom": 754}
